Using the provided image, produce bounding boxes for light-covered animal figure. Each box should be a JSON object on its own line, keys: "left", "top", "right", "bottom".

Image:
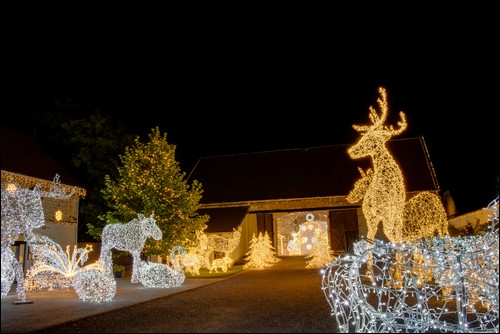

{"left": 209, "top": 256, "right": 233, "bottom": 273}
{"left": 138, "top": 245, "right": 186, "bottom": 288}
{"left": 347, "top": 87, "right": 448, "bottom": 243}
{"left": 1, "top": 174, "right": 76, "bottom": 301}
{"left": 99, "top": 213, "right": 162, "bottom": 283}
{"left": 347, "top": 167, "right": 448, "bottom": 241}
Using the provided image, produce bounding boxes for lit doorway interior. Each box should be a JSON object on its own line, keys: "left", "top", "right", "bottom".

{"left": 276, "top": 211, "right": 329, "bottom": 256}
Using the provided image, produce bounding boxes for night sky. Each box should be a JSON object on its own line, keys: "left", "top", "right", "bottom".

{"left": 4, "top": 20, "right": 498, "bottom": 216}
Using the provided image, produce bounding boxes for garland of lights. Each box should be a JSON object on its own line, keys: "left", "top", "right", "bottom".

{"left": 99, "top": 213, "right": 162, "bottom": 283}
{"left": 243, "top": 232, "right": 281, "bottom": 270}
{"left": 322, "top": 197, "right": 499, "bottom": 333}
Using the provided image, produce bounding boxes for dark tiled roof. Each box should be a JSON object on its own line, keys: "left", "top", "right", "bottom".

{"left": 198, "top": 206, "right": 250, "bottom": 233}
{"left": 1, "top": 127, "right": 84, "bottom": 188}
{"left": 189, "top": 137, "right": 439, "bottom": 204}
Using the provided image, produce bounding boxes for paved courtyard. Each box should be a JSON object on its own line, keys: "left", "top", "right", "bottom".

{"left": 1, "top": 256, "right": 338, "bottom": 333}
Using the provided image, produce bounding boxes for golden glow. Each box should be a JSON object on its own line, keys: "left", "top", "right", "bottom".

{"left": 54, "top": 210, "right": 63, "bottom": 222}
{"left": 6, "top": 183, "right": 16, "bottom": 193}
{"left": 243, "top": 232, "right": 280, "bottom": 270}
{"left": 347, "top": 87, "right": 448, "bottom": 242}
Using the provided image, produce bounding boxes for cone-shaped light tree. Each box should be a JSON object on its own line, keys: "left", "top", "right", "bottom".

{"left": 243, "top": 232, "right": 280, "bottom": 270}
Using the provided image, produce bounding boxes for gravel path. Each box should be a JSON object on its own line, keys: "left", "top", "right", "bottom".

{"left": 32, "top": 257, "right": 338, "bottom": 333}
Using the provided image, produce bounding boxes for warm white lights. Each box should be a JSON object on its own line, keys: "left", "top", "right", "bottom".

{"left": 243, "top": 232, "right": 280, "bottom": 270}
{"left": 347, "top": 87, "right": 448, "bottom": 242}
{"left": 54, "top": 210, "right": 63, "bottom": 222}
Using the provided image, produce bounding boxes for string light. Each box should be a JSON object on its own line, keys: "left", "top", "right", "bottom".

{"left": 322, "top": 196, "right": 499, "bottom": 333}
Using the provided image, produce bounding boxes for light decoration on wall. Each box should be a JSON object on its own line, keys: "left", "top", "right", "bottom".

{"left": 347, "top": 87, "right": 449, "bottom": 243}
{"left": 322, "top": 196, "right": 499, "bottom": 333}
{"left": 54, "top": 210, "right": 63, "bottom": 222}
{"left": 243, "top": 232, "right": 280, "bottom": 270}
{"left": 1, "top": 174, "right": 77, "bottom": 302}
{"left": 138, "top": 245, "right": 186, "bottom": 288}
{"left": 99, "top": 213, "right": 162, "bottom": 283}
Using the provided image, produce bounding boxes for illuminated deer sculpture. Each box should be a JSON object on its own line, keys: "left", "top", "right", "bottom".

{"left": 347, "top": 87, "right": 448, "bottom": 243}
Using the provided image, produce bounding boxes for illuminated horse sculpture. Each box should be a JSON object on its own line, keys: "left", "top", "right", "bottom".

{"left": 99, "top": 213, "right": 162, "bottom": 283}
{"left": 347, "top": 87, "right": 448, "bottom": 243}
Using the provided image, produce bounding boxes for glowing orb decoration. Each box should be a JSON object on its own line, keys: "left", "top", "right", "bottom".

{"left": 322, "top": 197, "right": 499, "bottom": 333}
{"left": 54, "top": 209, "right": 63, "bottom": 222}
{"left": 73, "top": 269, "right": 116, "bottom": 302}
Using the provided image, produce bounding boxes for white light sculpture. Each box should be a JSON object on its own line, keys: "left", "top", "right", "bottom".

{"left": 1, "top": 174, "right": 78, "bottom": 302}
{"left": 26, "top": 233, "right": 104, "bottom": 291}
{"left": 138, "top": 245, "right": 186, "bottom": 288}
{"left": 99, "top": 213, "right": 162, "bottom": 283}
{"left": 243, "top": 232, "right": 280, "bottom": 270}
{"left": 322, "top": 197, "right": 499, "bottom": 333}
{"left": 209, "top": 256, "right": 233, "bottom": 273}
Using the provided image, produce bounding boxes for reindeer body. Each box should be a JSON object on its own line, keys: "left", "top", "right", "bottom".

{"left": 347, "top": 87, "right": 448, "bottom": 243}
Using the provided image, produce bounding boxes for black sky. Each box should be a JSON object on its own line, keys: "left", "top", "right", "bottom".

{"left": 4, "top": 15, "right": 499, "bottom": 215}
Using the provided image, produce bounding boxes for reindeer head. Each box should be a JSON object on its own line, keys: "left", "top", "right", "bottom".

{"left": 348, "top": 87, "right": 407, "bottom": 159}
{"left": 346, "top": 167, "right": 373, "bottom": 203}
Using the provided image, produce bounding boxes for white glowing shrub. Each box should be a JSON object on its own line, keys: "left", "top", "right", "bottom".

{"left": 138, "top": 246, "right": 186, "bottom": 288}
{"left": 73, "top": 269, "right": 116, "bottom": 302}
{"left": 100, "top": 213, "right": 162, "bottom": 283}
{"left": 322, "top": 197, "right": 499, "bottom": 333}
{"left": 183, "top": 230, "right": 211, "bottom": 276}
{"left": 244, "top": 232, "right": 280, "bottom": 270}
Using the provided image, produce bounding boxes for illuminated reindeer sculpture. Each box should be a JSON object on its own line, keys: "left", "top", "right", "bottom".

{"left": 347, "top": 87, "right": 448, "bottom": 243}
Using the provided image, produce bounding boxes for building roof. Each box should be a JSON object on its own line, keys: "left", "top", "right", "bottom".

{"left": 1, "top": 127, "right": 85, "bottom": 189}
{"left": 189, "top": 136, "right": 440, "bottom": 205}
{"left": 198, "top": 206, "right": 249, "bottom": 233}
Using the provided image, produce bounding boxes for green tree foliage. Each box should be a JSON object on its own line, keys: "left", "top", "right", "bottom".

{"left": 33, "top": 98, "right": 134, "bottom": 241}
{"left": 100, "top": 127, "right": 209, "bottom": 256}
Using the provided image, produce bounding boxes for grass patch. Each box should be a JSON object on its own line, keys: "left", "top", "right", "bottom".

{"left": 185, "top": 265, "right": 245, "bottom": 279}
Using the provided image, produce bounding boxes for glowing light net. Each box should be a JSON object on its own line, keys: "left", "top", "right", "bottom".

{"left": 138, "top": 245, "right": 186, "bottom": 288}
{"left": 322, "top": 197, "right": 499, "bottom": 333}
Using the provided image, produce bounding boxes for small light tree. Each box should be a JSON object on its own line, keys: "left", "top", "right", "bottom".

{"left": 243, "top": 232, "right": 280, "bottom": 270}
{"left": 99, "top": 127, "right": 209, "bottom": 258}
{"left": 305, "top": 228, "right": 335, "bottom": 268}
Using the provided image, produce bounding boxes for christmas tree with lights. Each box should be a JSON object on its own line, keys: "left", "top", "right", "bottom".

{"left": 243, "top": 232, "right": 280, "bottom": 270}
{"left": 305, "top": 228, "right": 335, "bottom": 268}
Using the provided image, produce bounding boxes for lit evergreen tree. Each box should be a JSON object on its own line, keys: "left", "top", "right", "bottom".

{"left": 99, "top": 127, "right": 209, "bottom": 257}
{"left": 305, "top": 228, "right": 335, "bottom": 268}
{"left": 243, "top": 232, "right": 280, "bottom": 270}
